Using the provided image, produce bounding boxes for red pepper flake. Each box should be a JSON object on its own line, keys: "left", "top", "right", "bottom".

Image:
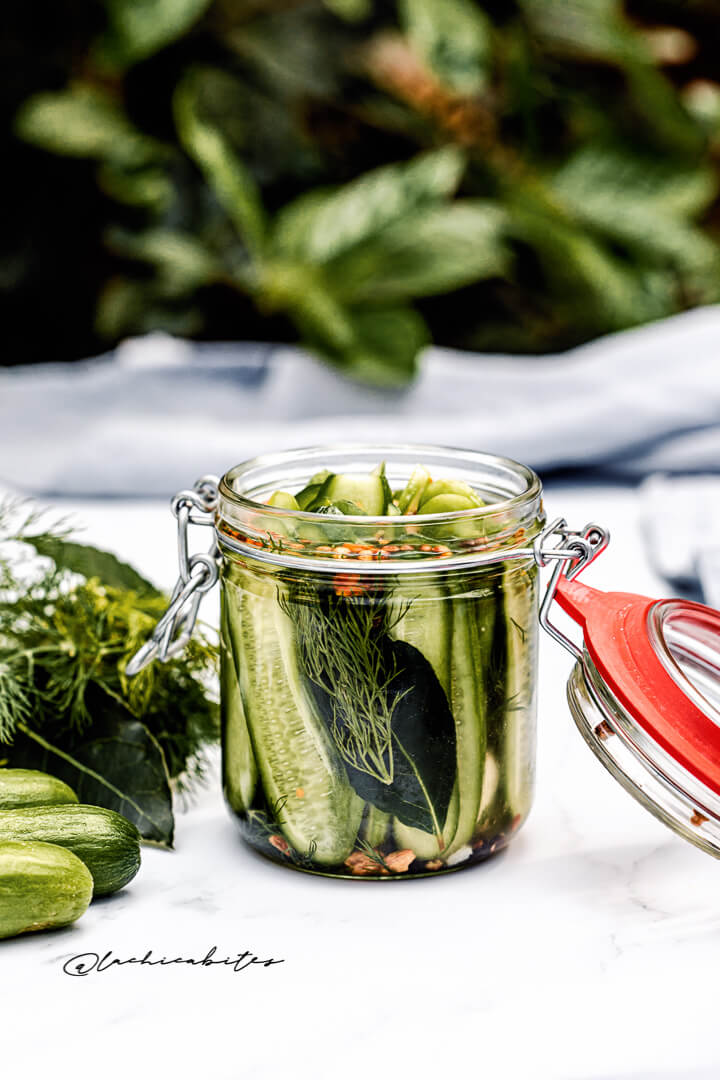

{"left": 691, "top": 810, "right": 708, "bottom": 827}
{"left": 269, "top": 835, "right": 291, "bottom": 855}
{"left": 334, "top": 573, "right": 366, "bottom": 597}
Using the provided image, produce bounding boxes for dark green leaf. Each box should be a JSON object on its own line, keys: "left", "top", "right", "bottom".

{"left": 12, "top": 709, "right": 174, "bottom": 846}
{"left": 23, "top": 535, "right": 161, "bottom": 596}
{"left": 323, "top": 0, "right": 372, "bottom": 21}
{"left": 99, "top": 0, "right": 214, "bottom": 67}
{"left": 98, "top": 162, "right": 172, "bottom": 210}
{"left": 174, "top": 70, "right": 266, "bottom": 258}
{"left": 507, "top": 203, "right": 670, "bottom": 330}
{"left": 330, "top": 201, "right": 509, "bottom": 303}
{"left": 518, "top": 0, "right": 644, "bottom": 64}
{"left": 15, "top": 87, "right": 165, "bottom": 166}
{"left": 519, "top": 0, "right": 703, "bottom": 153}
{"left": 399, "top": 0, "right": 492, "bottom": 93}
{"left": 551, "top": 144, "right": 718, "bottom": 220}
{"left": 106, "top": 227, "right": 221, "bottom": 296}
{"left": 308, "top": 637, "right": 457, "bottom": 834}
{"left": 550, "top": 146, "right": 720, "bottom": 291}
{"left": 296, "top": 300, "right": 428, "bottom": 386}
{"left": 272, "top": 147, "right": 465, "bottom": 264}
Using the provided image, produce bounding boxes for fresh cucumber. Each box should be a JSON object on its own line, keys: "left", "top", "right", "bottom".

{"left": 267, "top": 491, "right": 300, "bottom": 510}
{"left": 396, "top": 466, "right": 431, "bottom": 514}
{"left": 0, "top": 805, "right": 141, "bottom": 896}
{"left": 220, "top": 593, "right": 258, "bottom": 813}
{"left": 372, "top": 462, "right": 393, "bottom": 513}
{"left": 443, "top": 580, "right": 495, "bottom": 855}
{"left": 419, "top": 479, "right": 484, "bottom": 509}
{"left": 477, "top": 751, "right": 500, "bottom": 820}
{"left": 361, "top": 804, "right": 391, "bottom": 848}
{"left": 419, "top": 494, "right": 477, "bottom": 515}
{"left": 0, "top": 768, "right": 78, "bottom": 811}
{"left": 324, "top": 473, "right": 386, "bottom": 515}
{"left": 391, "top": 586, "right": 460, "bottom": 858}
{"left": 295, "top": 471, "right": 333, "bottom": 510}
{"left": 500, "top": 561, "right": 539, "bottom": 820}
{"left": 0, "top": 840, "right": 93, "bottom": 939}
{"left": 226, "top": 570, "right": 363, "bottom": 864}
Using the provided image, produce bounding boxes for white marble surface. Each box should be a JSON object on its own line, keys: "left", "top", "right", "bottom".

{"left": 2, "top": 480, "right": 719, "bottom": 1080}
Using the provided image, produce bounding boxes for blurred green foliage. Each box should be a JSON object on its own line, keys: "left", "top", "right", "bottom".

{"left": 7, "top": 0, "right": 720, "bottom": 380}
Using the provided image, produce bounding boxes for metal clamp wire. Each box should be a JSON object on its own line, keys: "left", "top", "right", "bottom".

{"left": 538, "top": 522, "right": 610, "bottom": 660}
{"left": 126, "top": 476, "right": 220, "bottom": 676}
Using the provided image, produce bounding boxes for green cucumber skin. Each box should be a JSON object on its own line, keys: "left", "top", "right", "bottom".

{"left": 0, "top": 769, "right": 78, "bottom": 811}
{"left": 0, "top": 840, "right": 93, "bottom": 940}
{"left": 0, "top": 805, "right": 141, "bottom": 897}
{"left": 325, "top": 474, "right": 385, "bottom": 515}
{"left": 220, "top": 594, "right": 258, "bottom": 814}
{"left": 392, "top": 586, "right": 460, "bottom": 858}
{"left": 225, "top": 569, "right": 363, "bottom": 864}
{"left": 501, "top": 562, "right": 539, "bottom": 821}
{"left": 361, "top": 804, "right": 392, "bottom": 848}
{"left": 443, "top": 581, "right": 494, "bottom": 855}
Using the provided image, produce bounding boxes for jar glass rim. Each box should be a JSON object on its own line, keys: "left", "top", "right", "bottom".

{"left": 218, "top": 443, "right": 542, "bottom": 526}
{"left": 647, "top": 599, "right": 720, "bottom": 730}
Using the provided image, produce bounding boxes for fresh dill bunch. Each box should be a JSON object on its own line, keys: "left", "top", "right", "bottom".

{"left": 0, "top": 499, "right": 219, "bottom": 803}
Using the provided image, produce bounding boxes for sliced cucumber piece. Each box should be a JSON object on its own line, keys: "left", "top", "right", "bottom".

{"left": 391, "top": 586, "right": 460, "bottom": 858}
{"left": 361, "top": 804, "right": 391, "bottom": 848}
{"left": 268, "top": 491, "right": 300, "bottom": 510}
{"left": 295, "top": 471, "right": 334, "bottom": 510}
{"left": 227, "top": 571, "right": 363, "bottom": 863}
{"left": 444, "top": 582, "right": 494, "bottom": 855}
{"left": 324, "top": 473, "right": 386, "bottom": 515}
{"left": 396, "top": 466, "right": 431, "bottom": 514}
{"left": 419, "top": 479, "right": 484, "bottom": 509}
{"left": 501, "top": 562, "right": 539, "bottom": 820}
{"left": 419, "top": 493, "right": 476, "bottom": 515}
{"left": 373, "top": 461, "right": 393, "bottom": 513}
{"left": 221, "top": 592, "right": 258, "bottom": 813}
{"left": 477, "top": 751, "right": 500, "bottom": 819}
{"left": 323, "top": 499, "right": 367, "bottom": 516}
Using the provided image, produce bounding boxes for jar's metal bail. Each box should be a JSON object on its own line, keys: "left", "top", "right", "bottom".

{"left": 125, "top": 475, "right": 220, "bottom": 676}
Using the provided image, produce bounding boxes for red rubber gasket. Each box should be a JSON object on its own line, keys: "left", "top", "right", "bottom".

{"left": 556, "top": 577, "right": 720, "bottom": 797}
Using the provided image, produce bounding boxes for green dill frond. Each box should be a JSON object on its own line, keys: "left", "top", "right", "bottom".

{"left": 0, "top": 498, "right": 219, "bottom": 784}
{"left": 283, "top": 589, "right": 409, "bottom": 786}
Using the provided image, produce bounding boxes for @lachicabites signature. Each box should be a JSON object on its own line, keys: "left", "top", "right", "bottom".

{"left": 62, "top": 945, "right": 285, "bottom": 976}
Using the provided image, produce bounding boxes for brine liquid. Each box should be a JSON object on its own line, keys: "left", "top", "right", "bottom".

{"left": 221, "top": 560, "right": 538, "bottom": 879}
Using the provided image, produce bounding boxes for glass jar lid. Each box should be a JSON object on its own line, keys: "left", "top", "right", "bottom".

{"left": 557, "top": 576, "right": 720, "bottom": 857}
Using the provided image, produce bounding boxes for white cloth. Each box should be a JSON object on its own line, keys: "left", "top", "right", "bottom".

{"left": 3, "top": 305, "right": 720, "bottom": 497}
{"left": 640, "top": 474, "right": 720, "bottom": 608}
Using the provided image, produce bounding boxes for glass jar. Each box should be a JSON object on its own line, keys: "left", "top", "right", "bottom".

{"left": 128, "top": 443, "right": 720, "bottom": 876}
{"left": 215, "top": 445, "right": 545, "bottom": 878}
